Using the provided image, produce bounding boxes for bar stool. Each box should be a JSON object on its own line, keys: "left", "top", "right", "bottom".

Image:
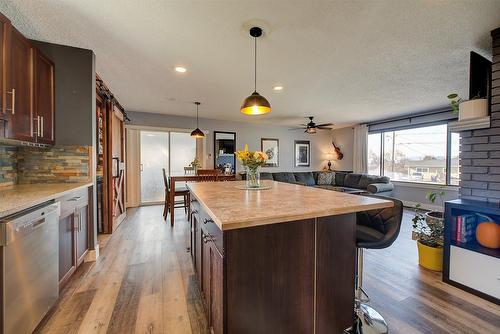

{"left": 346, "top": 195, "right": 403, "bottom": 334}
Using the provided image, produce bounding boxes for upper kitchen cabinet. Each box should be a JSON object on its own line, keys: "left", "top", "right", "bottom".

{"left": 0, "top": 13, "right": 55, "bottom": 145}
{"left": 7, "top": 27, "right": 34, "bottom": 142}
{"left": 33, "top": 49, "right": 55, "bottom": 145}
{"left": 0, "top": 14, "right": 8, "bottom": 122}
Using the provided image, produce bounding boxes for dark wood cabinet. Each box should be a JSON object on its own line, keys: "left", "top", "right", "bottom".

{"left": 201, "top": 230, "right": 210, "bottom": 300}
{"left": 76, "top": 204, "right": 89, "bottom": 265}
{"left": 191, "top": 203, "right": 224, "bottom": 334}
{"left": 0, "top": 13, "right": 8, "bottom": 118}
{"left": 6, "top": 27, "right": 33, "bottom": 141}
{"left": 209, "top": 244, "right": 223, "bottom": 334}
{"left": 57, "top": 187, "right": 90, "bottom": 287}
{"left": 58, "top": 211, "right": 76, "bottom": 283}
{"left": 33, "top": 49, "right": 55, "bottom": 145}
{"left": 0, "top": 12, "right": 55, "bottom": 144}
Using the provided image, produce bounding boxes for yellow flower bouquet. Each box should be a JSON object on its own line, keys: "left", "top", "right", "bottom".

{"left": 235, "top": 145, "right": 268, "bottom": 188}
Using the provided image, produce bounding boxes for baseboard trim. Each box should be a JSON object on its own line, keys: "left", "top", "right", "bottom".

{"left": 84, "top": 245, "right": 99, "bottom": 262}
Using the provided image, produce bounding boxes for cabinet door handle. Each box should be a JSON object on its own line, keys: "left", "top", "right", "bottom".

{"left": 203, "top": 235, "right": 210, "bottom": 243}
{"left": 6, "top": 89, "right": 15, "bottom": 115}
{"left": 203, "top": 218, "right": 213, "bottom": 225}
{"left": 69, "top": 196, "right": 82, "bottom": 201}
{"left": 40, "top": 116, "right": 44, "bottom": 137}
{"left": 190, "top": 198, "right": 197, "bottom": 203}
{"left": 191, "top": 209, "right": 198, "bottom": 215}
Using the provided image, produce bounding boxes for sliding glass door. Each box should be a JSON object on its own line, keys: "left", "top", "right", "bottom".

{"left": 140, "top": 131, "right": 169, "bottom": 204}
{"left": 139, "top": 130, "right": 197, "bottom": 204}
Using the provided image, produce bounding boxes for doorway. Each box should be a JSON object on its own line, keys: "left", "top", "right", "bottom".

{"left": 139, "top": 130, "right": 197, "bottom": 205}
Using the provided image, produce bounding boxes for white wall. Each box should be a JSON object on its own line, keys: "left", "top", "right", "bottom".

{"left": 126, "top": 111, "right": 337, "bottom": 173}
{"left": 331, "top": 127, "right": 354, "bottom": 171}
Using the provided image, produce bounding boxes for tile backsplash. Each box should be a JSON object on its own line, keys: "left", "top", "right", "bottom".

{"left": 0, "top": 145, "right": 91, "bottom": 186}
{"left": 0, "top": 146, "right": 18, "bottom": 186}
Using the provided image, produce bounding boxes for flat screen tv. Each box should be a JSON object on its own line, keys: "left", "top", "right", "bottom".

{"left": 469, "top": 51, "right": 492, "bottom": 104}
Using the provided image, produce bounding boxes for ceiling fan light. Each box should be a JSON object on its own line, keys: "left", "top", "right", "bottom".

{"left": 240, "top": 91, "right": 271, "bottom": 115}
{"left": 190, "top": 128, "right": 205, "bottom": 138}
{"left": 307, "top": 127, "right": 317, "bottom": 134}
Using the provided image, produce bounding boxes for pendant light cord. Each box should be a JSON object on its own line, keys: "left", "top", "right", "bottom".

{"left": 196, "top": 103, "right": 199, "bottom": 127}
{"left": 254, "top": 36, "right": 257, "bottom": 92}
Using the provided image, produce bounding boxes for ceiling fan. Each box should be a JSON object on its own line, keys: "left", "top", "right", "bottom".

{"left": 289, "top": 116, "right": 334, "bottom": 134}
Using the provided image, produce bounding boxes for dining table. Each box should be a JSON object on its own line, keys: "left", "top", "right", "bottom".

{"left": 168, "top": 174, "right": 236, "bottom": 226}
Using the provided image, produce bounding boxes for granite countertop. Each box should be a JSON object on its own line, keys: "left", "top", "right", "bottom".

{"left": 0, "top": 182, "right": 93, "bottom": 219}
{"left": 188, "top": 180, "right": 393, "bottom": 230}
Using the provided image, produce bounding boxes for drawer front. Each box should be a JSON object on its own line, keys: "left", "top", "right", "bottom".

{"left": 58, "top": 187, "right": 89, "bottom": 215}
{"left": 449, "top": 246, "right": 500, "bottom": 299}
{"left": 196, "top": 209, "right": 223, "bottom": 256}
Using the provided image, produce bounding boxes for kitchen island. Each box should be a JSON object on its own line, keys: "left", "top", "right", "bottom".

{"left": 188, "top": 180, "right": 393, "bottom": 334}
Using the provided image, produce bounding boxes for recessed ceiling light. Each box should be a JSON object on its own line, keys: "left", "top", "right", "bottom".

{"left": 175, "top": 66, "right": 187, "bottom": 73}
{"left": 273, "top": 85, "right": 284, "bottom": 91}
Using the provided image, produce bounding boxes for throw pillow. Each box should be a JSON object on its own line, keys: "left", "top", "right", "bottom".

{"left": 317, "top": 172, "right": 335, "bottom": 185}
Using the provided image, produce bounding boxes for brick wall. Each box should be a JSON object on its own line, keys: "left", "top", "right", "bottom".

{"left": 0, "top": 145, "right": 91, "bottom": 185}
{"left": 459, "top": 27, "right": 500, "bottom": 202}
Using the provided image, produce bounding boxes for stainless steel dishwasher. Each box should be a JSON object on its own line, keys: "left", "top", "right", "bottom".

{"left": 0, "top": 202, "right": 60, "bottom": 334}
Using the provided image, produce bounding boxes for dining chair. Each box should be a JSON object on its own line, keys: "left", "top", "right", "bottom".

{"left": 163, "top": 168, "right": 190, "bottom": 220}
{"left": 196, "top": 169, "right": 219, "bottom": 182}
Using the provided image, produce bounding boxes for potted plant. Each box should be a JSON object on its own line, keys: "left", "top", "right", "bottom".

{"left": 190, "top": 157, "right": 201, "bottom": 172}
{"left": 235, "top": 144, "right": 268, "bottom": 188}
{"left": 447, "top": 93, "right": 488, "bottom": 121}
{"left": 412, "top": 190, "right": 445, "bottom": 271}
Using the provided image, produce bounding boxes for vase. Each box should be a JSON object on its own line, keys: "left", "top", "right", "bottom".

{"left": 245, "top": 166, "right": 261, "bottom": 188}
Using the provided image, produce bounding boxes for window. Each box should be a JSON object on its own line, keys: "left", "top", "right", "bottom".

{"left": 368, "top": 133, "right": 382, "bottom": 175}
{"left": 368, "top": 124, "right": 457, "bottom": 185}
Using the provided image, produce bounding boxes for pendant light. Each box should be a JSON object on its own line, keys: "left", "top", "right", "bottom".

{"left": 240, "top": 27, "right": 271, "bottom": 115}
{"left": 190, "top": 102, "right": 205, "bottom": 138}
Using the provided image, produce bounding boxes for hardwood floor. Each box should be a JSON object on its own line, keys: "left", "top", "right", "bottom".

{"left": 36, "top": 206, "right": 500, "bottom": 334}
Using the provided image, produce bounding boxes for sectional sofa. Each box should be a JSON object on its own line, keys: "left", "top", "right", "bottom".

{"left": 257, "top": 171, "right": 394, "bottom": 196}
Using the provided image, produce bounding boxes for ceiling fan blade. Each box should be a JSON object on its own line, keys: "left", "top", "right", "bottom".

{"left": 317, "top": 126, "right": 333, "bottom": 130}
{"left": 288, "top": 127, "right": 306, "bottom": 131}
{"left": 316, "top": 123, "right": 334, "bottom": 127}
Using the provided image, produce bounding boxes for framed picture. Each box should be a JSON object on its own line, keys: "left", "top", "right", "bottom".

{"left": 294, "top": 140, "right": 310, "bottom": 167}
{"left": 261, "top": 138, "right": 279, "bottom": 167}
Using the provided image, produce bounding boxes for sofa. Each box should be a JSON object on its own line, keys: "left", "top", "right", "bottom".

{"left": 257, "top": 171, "right": 394, "bottom": 196}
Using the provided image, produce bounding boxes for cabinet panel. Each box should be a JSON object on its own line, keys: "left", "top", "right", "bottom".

{"left": 58, "top": 212, "right": 76, "bottom": 284}
{"left": 76, "top": 205, "right": 89, "bottom": 265}
{"left": 194, "top": 215, "right": 202, "bottom": 284}
{"left": 34, "top": 49, "right": 55, "bottom": 145}
{"left": 202, "top": 231, "right": 210, "bottom": 305}
{"left": 450, "top": 246, "right": 500, "bottom": 299}
{"left": 6, "top": 27, "right": 33, "bottom": 141}
{"left": 209, "top": 244, "right": 224, "bottom": 334}
{"left": 0, "top": 14, "right": 9, "bottom": 117}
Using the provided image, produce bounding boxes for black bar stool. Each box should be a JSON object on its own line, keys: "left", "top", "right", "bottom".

{"left": 346, "top": 195, "right": 403, "bottom": 334}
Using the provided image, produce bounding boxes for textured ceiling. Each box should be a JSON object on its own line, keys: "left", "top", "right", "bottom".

{"left": 1, "top": 0, "right": 499, "bottom": 127}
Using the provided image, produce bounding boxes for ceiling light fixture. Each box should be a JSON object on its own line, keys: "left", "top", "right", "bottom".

{"left": 175, "top": 66, "right": 187, "bottom": 73}
{"left": 190, "top": 102, "right": 205, "bottom": 138}
{"left": 240, "top": 27, "right": 271, "bottom": 115}
{"left": 273, "top": 85, "right": 284, "bottom": 91}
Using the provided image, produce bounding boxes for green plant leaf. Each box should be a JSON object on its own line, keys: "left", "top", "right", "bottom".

{"left": 447, "top": 93, "right": 458, "bottom": 99}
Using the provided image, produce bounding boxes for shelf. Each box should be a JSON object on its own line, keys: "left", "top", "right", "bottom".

{"left": 448, "top": 116, "right": 490, "bottom": 132}
{"left": 451, "top": 240, "right": 500, "bottom": 259}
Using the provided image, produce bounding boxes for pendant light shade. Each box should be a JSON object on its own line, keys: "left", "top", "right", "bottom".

{"left": 240, "top": 91, "right": 271, "bottom": 115}
{"left": 240, "top": 27, "right": 271, "bottom": 115}
{"left": 191, "top": 102, "right": 205, "bottom": 138}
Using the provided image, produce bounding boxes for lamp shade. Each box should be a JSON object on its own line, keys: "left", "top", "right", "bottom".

{"left": 240, "top": 91, "right": 271, "bottom": 115}
{"left": 190, "top": 128, "right": 205, "bottom": 138}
